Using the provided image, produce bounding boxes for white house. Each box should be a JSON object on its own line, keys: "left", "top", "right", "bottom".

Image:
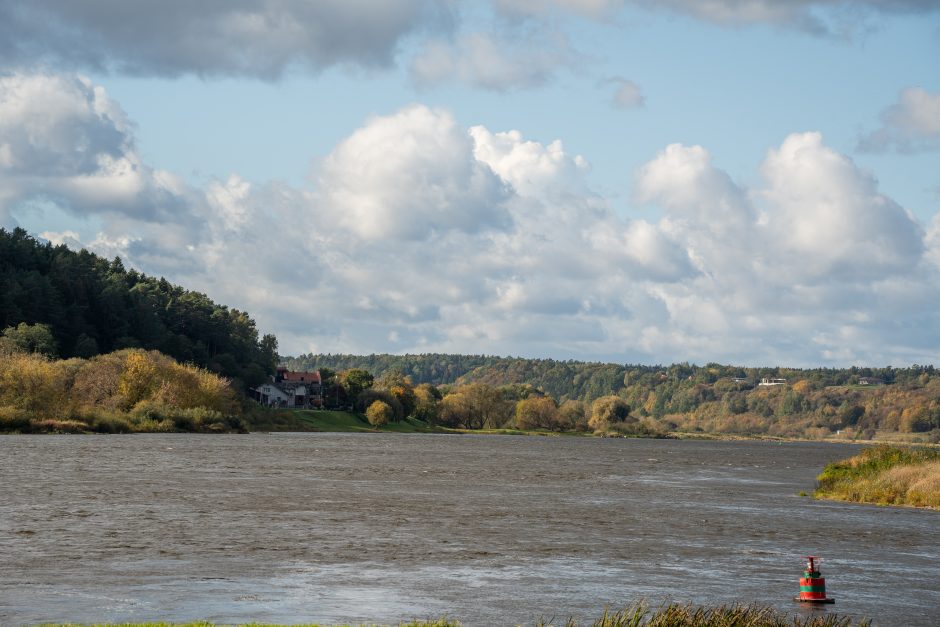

{"left": 256, "top": 383, "right": 293, "bottom": 406}
{"left": 250, "top": 368, "right": 324, "bottom": 408}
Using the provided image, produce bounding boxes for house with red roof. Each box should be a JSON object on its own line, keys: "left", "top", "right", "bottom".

{"left": 250, "top": 367, "right": 323, "bottom": 408}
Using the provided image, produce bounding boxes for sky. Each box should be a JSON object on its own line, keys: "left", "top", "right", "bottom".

{"left": 1, "top": 0, "right": 939, "bottom": 367}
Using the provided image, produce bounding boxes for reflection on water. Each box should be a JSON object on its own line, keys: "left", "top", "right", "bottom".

{"left": 1, "top": 434, "right": 937, "bottom": 625}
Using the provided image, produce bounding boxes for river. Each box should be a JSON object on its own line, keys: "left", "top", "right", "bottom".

{"left": 0, "top": 434, "right": 936, "bottom": 626}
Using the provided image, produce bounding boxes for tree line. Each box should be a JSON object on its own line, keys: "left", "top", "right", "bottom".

{"left": 314, "top": 367, "right": 648, "bottom": 435}
{"left": 1, "top": 228, "right": 277, "bottom": 388}
{"left": 305, "top": 360, "right": 940, "bottom": 441}
{"left": 286, "top": 353, "right": 930, "bottom": 402}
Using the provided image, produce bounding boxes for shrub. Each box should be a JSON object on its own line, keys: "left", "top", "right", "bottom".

{"left": 132, "top": 417, "right": 176, "bottom": 433}
{"left": 29, "top": 419, "right": 88, "bottom": 433}
{"left": 559, "top": 399, "right": 589, "bottom": 431}
{"left": 0, "top": 405, "right": 30, "bottom": 431}
{"left": 589, "top": 396, "right": 633, "bottom": 432}
{"left": 86, "top": 411, "right": 134, "bottom": 434}
{"left": 358, "top": 388, "right": 403, "bottom": 420}
{"left": 514, "top": 396, "right": 559, "bottom": 430}
{"left": 183, "top": 406, "right": 226, "bottom": 430}
{"left": 131, "top": 398, "right": 173, "bottom": 421}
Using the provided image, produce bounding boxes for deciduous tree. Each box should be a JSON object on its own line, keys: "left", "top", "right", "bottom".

{"left": 589, "top": 395, "right": 632, "bottom": 432}
{"left": 366, "top": 400, "right": 392, "bottom": 427}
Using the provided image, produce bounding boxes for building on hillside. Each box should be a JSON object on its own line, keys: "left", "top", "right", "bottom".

{"left": 250, "top": 367, "right": 323, "bottom": 408}
{"left": 758, "top": 378, "right": 787, "bottom": 386}
{"left": 858, "top": 377, "right": 884, "bottom": 386}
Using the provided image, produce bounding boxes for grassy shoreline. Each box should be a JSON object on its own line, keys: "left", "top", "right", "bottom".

{"left": 10, "top": 405, "right": 935, "bottom": 447}
{"left": 250, "top": 409, "right": 935, "bottom": 447}
{"left": 814, "top": 445, "right": 940, "bottom": 508}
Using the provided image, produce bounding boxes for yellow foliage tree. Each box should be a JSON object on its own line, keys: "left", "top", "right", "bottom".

{"left": 589, "top": 395, "right": 633, "bottom": 432}
{"left": 366, "top": 400, "right": 392, "bottom": 427}
{"left": 118, "top": 350, "right": 161, "bottom": 409}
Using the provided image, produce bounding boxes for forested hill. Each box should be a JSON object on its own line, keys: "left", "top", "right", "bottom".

{"left": 285, "top": 352, "right": 933, "bottom": 403}
{"left": 0, "top": 228, "right": 277, "bottom": 388}
{"left": 283, "top": 353, "right": 497, "bottom": 385}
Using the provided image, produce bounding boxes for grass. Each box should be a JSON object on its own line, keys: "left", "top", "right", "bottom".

{"left": 563, "top": 602, "right": 871, "bottom": 626}
{"left": 814, "top": 445, "right": 940, "bottom": 507}
{"left": 27, "top": 604, "right": 873, "bottom": 626}
{"left": 289, "top": 410, "right": 441, "bottom": 434}
{"left": 254, "top": 410, "right": 588, "bottom": 436}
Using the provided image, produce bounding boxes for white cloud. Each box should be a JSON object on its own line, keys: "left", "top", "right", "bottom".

{"left": 410, "top": 31, "right": 579, "bottom": 91}
{"left": 0, "top": 73, "right": 129, "bottom": 176}
{"left": 317, "top": 105, "right": 511, "bottom": 240}
{"left": 10, "top": 72, "right": 940, "bottom": 366}
{"left": 0, "top": 72, "right": 197, "bottom": 224}
{"left": 858, "top": 87, "right": 940, "bottom": 153}
{"left": 759, "top": 132, "right": 923, "bottom": 280}
{"left": 635, "top": 143, "right": 750, "bottom": 224}
{"left": 469, "top": 126, "right": 591, "bottom": 198}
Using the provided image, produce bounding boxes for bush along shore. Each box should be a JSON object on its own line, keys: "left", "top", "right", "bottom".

{"left": 0, "top": 347, "right": 247, "bottom": 434}
{"left": 26, "top": 602, "right": 872, "bottom": 626}
{"left": 814, "top": 445, "right": 940, "bottom": 508}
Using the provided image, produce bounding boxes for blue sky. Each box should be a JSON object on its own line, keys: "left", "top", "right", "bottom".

{"left": 2, "top": 0, "right": 939, "bottom": 366}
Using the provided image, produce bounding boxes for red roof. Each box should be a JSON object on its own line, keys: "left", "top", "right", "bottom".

{"left": 281, "top": 370, "right": 321, "bottom": 384}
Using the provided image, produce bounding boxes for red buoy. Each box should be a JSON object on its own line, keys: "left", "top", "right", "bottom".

{"left": 794, "top": 556, "right": 835, "bottom": 604}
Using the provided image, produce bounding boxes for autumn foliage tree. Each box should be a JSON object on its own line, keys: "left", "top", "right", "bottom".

{"left": 0, "top": 347, "right": 242, "bottom": 433}
{"left": 366, "top": 400, "right": 393, "bottom": 427}
{"left": 514, "top": 396, "right": 559, "bottom": 431}
{"left": 589, "top": 396, "right": 633, "bottom": 432}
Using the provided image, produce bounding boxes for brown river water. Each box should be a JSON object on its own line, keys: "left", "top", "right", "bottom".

{"left": 0, "top": 434, "right": 937, "bottom": 626}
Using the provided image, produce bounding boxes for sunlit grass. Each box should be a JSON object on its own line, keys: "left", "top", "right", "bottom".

{"left": 538, "top": 602, "right": 870, "bottom": 626}
{"left": 814, "top": 445, "right": 940, "bottom": 507}
{"left": 289, "top": 410, "right": 439, "bottom": 433}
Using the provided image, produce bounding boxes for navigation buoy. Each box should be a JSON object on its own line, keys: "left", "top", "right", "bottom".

{"left": 794, "top": 555, "right": 835, "bottom": 604}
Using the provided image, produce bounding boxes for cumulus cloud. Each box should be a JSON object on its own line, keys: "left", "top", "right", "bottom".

{"left": 11, "top": 72, "right": 940, "bottom": 366}
{"left": 410, "top": 30, "right": 579, "bottom": 90}
{"left": 0, "top": 73, "right": 129, "bottom": 176}
{"left": 858, "top": 87, "right": 940, "bottom": 153}
{"left": 469, "top": 126, "right": 591, "bottom": 198}
{"left": 628, "top": 130, "right": 934, "bottom": 364}
{"left": 0, "top": 72, "right": 198, "bottom": 225}
{"left": 201, "top": 124, "right": 940, "bottom": 364}
{"left": 317, "top": 105, "right": 511, "bottom": 240}
{"left": 0, "top": 0, "right": 448, "bottom": 79}
{"left": 759, "top": 132, "right": 923, "bottom": 279}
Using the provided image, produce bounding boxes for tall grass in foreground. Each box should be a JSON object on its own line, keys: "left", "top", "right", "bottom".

{"left": 34, "top": 622, "right": 453, "bottom": 627}
{"left": 563, "top": 602, "right": 870, "bottom": 626}
{"left": 814, "top": 445, "right": 940, "bottom": 507}
{"left": 33, "top": 603, "right": 872, "bottom": 627}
